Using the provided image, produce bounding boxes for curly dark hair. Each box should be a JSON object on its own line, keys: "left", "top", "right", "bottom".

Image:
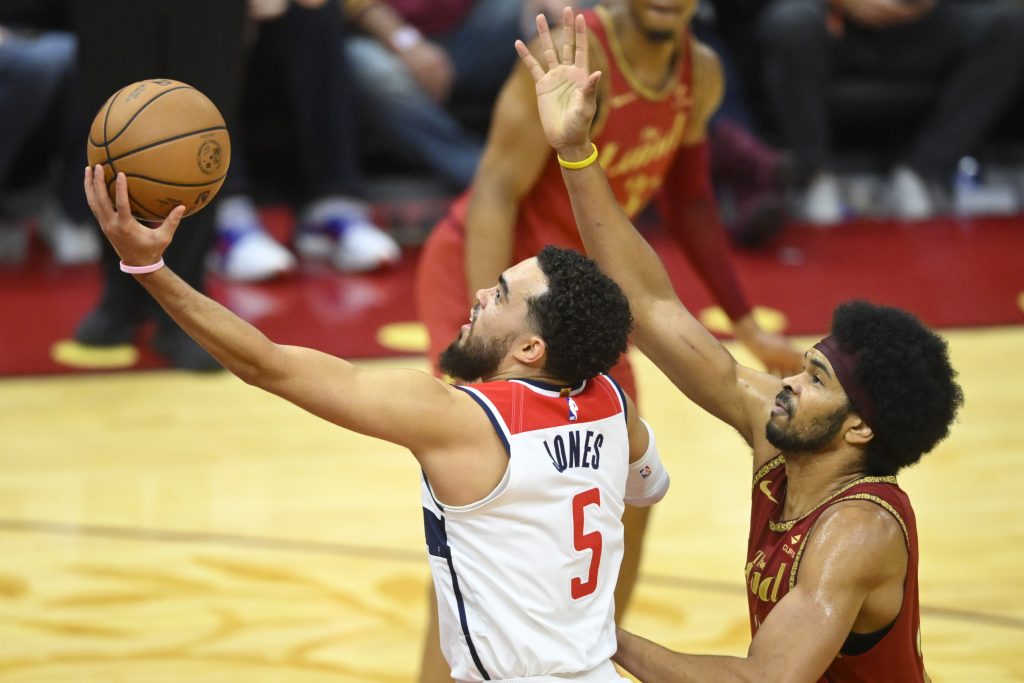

{"left": 832, "top": 301, "right": 964, "bottom": 475}
{"left": 527, "top": 246, "right": 633, "bottom": 386}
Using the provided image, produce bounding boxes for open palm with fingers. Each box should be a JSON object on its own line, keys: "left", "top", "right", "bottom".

{"left": 515, "top": 7, "right": 602, "bottom": 153}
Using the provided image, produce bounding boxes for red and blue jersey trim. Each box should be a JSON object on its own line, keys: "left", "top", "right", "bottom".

{"left": 464, "top": 375, "right": 624, "bottom": 436}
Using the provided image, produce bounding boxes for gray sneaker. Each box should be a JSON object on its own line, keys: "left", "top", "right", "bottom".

{"left": 802, "top": 172, "right": 844, "bottom": 225}
{"left": 890, "top": 165, "right": 935, "bottom": 221}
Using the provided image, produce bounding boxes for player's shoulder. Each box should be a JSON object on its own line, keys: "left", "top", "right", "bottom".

{"left": 689, "top": 34, "right": 724, "bottom": 106}
{"left": 811, "top": 497, "right": 909, "bottom": 566}
{"left": 690, "top": 34, "right": 722, "bottom": 72}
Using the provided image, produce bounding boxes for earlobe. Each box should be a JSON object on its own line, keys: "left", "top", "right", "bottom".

{"left": 514, "top": 335, "right": 547, "bottom": 366}
{"left": 845, "top": 418, "right": 874, "bottom": 447}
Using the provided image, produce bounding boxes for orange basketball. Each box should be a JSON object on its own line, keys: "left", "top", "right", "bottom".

{"left": 86, "top": 79, "right": 231, "bottom": 220}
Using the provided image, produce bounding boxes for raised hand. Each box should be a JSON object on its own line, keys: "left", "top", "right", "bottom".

{"left": 732, "top": 313, "right": 804, "bottom": 377}
{"left": 515, "top": 7, "right": 601, "bottom": 154}
{"left": 84, "top": 165, "right": 185, "bottom": 268}
{"left": 746, "top": 328, "right": 805, "bottom": 377}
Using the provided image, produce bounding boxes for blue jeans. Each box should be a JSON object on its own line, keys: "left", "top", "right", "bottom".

{"left": 346, "top": 0, "right": 522, "bottom": 189}
{"left": 0, "top": 31, "right": 76, "bottom": 190}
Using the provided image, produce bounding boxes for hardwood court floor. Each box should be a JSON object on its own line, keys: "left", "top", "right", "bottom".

{"left": 1, "top": 328, "right": 1022, "bottom": 682}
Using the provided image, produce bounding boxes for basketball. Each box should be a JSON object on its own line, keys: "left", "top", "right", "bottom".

{"left": 86, "top": 79, "right": 231, "bottom": 220}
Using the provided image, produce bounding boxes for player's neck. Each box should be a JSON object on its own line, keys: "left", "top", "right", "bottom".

{"left": 482, "top": 365, "right": 566, "bottom": 386}
{"left": 780, "top": 449, "right": 867, "bottom": 521}
{"left": 611, "top": 9, "right": 684, "bottom": 88}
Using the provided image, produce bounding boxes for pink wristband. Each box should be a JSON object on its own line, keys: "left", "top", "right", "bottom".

{"left": 119, "top": 258, "right": 165, "bottom": 274}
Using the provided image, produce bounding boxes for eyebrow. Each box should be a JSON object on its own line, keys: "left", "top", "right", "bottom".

{"left": 809, "top": 355, "right": 833, "bottom": 379}
{"left": 499, "top": 274, "right": 510, "bottom": 299}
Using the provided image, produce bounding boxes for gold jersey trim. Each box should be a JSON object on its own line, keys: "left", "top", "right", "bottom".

{"left": 789, "top": 533, "right": 809, "bottom": 590}
{"left": 768, "top": 474, "right": 898, "bottom": 532}
{"left": 595, "top": 5, "right": 686, "bottom": 102}
{"left": 752, "top": 454, "right": 785, "bottom": 489}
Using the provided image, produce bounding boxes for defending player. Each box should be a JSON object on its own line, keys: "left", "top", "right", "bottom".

{"left": 83, "top": 165, "right": 669, "bottom": 682}
{"left": 518, "top": 10, "right": 963, "bottom": 681}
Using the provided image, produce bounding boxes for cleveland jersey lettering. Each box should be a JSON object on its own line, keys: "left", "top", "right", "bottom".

{"left": 748, "top": 456, "right": 928, "bottom": 682}
{"left": 433, "top": 5, "right": 697, "bottom": 266}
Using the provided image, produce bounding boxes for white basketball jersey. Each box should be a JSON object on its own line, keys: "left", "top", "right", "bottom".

{"left": 421, "top": 375, "right": 630, "bottom": 681}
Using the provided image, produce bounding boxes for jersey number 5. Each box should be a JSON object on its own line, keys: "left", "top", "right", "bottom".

{"left": 571, "top": 488, "right": 602, "bottom": 599}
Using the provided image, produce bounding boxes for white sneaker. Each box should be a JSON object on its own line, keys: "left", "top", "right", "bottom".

{"left": 802, "top": 172, "right": 844, "bottom": 225}
{"left": 212, "top": 196, "right": 296, "bottom": 282}
{"left": 890, "top": 165, "right": 934, "bottom": 221}
{"left": 295, "top": 197, "right": 400, "bottom": 273}
{"left": 36, "top": 203, "right": 101, "bottom": 265}
{"left": 215, "top": 229, "right": 297, "bottom": 282}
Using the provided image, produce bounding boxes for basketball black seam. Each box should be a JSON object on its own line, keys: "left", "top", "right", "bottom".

{"left": 127, "top": 191, "right": 164, "bottom": 221}
{"left": 98, "top": 126, "right": 227, "bottom": 166}
{"left": 118, "top": 172, "right": 227, "bottom": 188}
{"left": 102, "top": 86, "right": 196, "bottom": 146}
{"left": 101, "top": 87, "right": 125, "bottom": 178}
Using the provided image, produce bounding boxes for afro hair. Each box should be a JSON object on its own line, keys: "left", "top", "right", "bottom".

{"left": 832, "top": 301, "right": 964, "bottom": 475}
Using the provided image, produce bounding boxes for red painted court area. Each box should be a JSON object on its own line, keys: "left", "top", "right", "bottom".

{"left": 1, "top": 212, "right": 1022, "bottom": 377}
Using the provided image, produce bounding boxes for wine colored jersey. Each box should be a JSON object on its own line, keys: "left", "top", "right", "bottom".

{"left": 441, "top": 5, "right": 698, "bottom": 264}
{"left": 422, "top": 375, "right": 631, "bottom": 681}
{"left": 748, "top": 456, "right": 927, "bottom": 682}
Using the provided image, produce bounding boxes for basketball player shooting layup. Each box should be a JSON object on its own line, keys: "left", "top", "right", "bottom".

{"left": 83, "top": 166, "right": 669, "bottom": 682}
{"left": 518, "top": 9, "right": 962, "bottom": 681}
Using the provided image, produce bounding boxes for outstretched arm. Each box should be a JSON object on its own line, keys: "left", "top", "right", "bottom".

{"left": 83, "top": 167, "right": 478, "bottom": 459}
{"left": 515, "top": 10, "right": 779, "bottom": 443}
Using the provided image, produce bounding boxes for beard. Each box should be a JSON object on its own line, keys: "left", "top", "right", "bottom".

{"left": 766, "top": 391, "right": 850, "bottom": 454}
{"left": 438, "top": 331, "right": 510, "bottom": 382}
{"left": 642, "top": 27, "right": 676, "bottom": 42}
{"left": 628, "top": 2, "right": 685, "bottom": 43}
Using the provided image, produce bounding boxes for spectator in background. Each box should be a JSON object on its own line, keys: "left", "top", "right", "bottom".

{"left": 342, "top": 0, "right": 523, "bottom": 190}
{"left": 757, "top": 0, "right": 1024, "bottom": 224}
{"left": 69, "top": 0, "right": 248, "bottom": 370}
{"left": 212, "top": 0, "right": 400, "bottom": 282}
{"left": 0, "top": 8, "right": 99, "bottom": 265}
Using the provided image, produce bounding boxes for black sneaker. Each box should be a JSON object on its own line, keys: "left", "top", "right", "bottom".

{"left": 74, "top": 304, "right": 142, "bottom": 346}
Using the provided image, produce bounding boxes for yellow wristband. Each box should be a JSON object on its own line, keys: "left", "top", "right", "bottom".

{"left": 557, "top": 143, "right": 599, "bottom": 170}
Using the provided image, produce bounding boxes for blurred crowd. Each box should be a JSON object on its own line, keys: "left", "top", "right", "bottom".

{"left": 2, "top": 0, "right": 1024, "bottom": 368}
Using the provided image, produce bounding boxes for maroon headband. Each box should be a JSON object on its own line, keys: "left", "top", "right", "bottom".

{"left": 813, "top": 335, "right": 876, "bottom": 428}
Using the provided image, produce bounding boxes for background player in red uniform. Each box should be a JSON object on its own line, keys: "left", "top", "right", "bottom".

{"left": 518, "top": 10, "right": 963, "bottom": 680}
{"left": 416, "top": 1, "right": 801, "bottom": 677}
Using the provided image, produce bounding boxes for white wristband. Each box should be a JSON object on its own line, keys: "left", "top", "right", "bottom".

{"left": 389, "top": 26, "right": 422, "bottom": 52}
